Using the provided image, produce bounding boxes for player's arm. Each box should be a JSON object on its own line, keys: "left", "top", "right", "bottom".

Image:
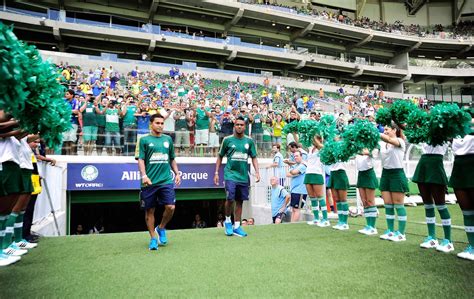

{"left": 214, "top": 155, "right": 223, "bottom": 185}
{"left": 281, "top": 194, "right": 291, "bottom": 213}
{"left": 380, "top": 133, "right": 401, "bottom": 147}
{"left": 286, "top": 167, "right": 300, "bottom": 177}
{"left": 251, "top": 156, "right": 260, "bottom": 183}
{"left": 138, "top": 158, "right": 152, "bottom": 186}
{"left": 170, "top": 159, "right": 181, "bottom": 186}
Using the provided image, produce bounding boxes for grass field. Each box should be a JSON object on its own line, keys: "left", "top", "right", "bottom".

{"left": 1, "top": 206, "right": 473, "bottom": 298}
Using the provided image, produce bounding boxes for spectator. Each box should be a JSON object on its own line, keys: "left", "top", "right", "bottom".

{"left": 62, "top": 89, "right": 80, "bottom": 155}
{"left": 192, "top": 214, "right": 207, "bottom": 228}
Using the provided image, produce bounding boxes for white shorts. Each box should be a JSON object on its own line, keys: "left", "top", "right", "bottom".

{"left": 209, "top": 132, "right": 219, "bottom": 148}
{"left": 175, "top": 130, "right": 190, "bottom": 147}
{"left": 62, "top": 124, "right": 78, "bottom": 142}
{"left": 195, "top": 129, "right": 209, "bottom": 145}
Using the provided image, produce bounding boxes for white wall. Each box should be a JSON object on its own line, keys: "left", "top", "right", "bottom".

{"left": 361, "top": 2, "right": 381, "bottom": 21}
{"left": 428, "top": 2, "right": 453, "bottom": 26}
{"left": 312, "top": 0, "right": 356, "bottom": 11}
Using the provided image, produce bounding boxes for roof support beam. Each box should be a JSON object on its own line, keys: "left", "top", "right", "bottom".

{"left": 465, "top": 77, "right": 474, "bottom": 84}
{"left": 53, "top": 26, "right": 61, "bottom": 41}
{"left": 443, "top": 44, "right": 472, "bottom": 60}
{"left": 346, "top": 34, "right": 373, "bottom": 52}
{"left": 290, "top": 22, "right": 314, "bottom": 42}
{"left": 294, "top": 60, "right": 306, "bottom": 69}
{"left": 224, "top": 8, "right": 244, "bottom": 35}
{"left": 454, "top": 0, "right": 467, "bottom": 24}
{"left": 227, "top": 50, "right": 237, "bottom": 61}
{"left": 351, "top": 66, "right": 363, "bottom": 77}
{"left": 405, "top": 41, "right": 422, "bottom": 53}
{"left": 148, "top": 0, "right": 160, "bottom": 23}
{"left": 148, "top": 39, "right": 156, "bottom": 52}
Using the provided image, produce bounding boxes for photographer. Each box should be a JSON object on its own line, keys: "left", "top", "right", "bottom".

{"left": 219, "top": 111, "right": 234, "bottom": 143}
{"left": 174, "top": 101, "right": 192, "bottom": 155}
{"left": 101, "top": 98, "right": 123, "bottom": 156}
{"left": 249, "top": 104, "right": 265, "bottom": 152}
{"left": 121, "top": 95, "right": 138, "bottom": 156}
{"left": 79, "top": 95, "right": 102, "bottom": 155}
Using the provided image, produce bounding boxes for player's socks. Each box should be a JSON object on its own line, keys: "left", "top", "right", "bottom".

{"left": 424, "top": 204, "right": 436, "bottom": 238}
{"left": 340, "top": 201, "right": 349, "bottom": 224}
{"left": 0, "top": 216, "right": 7, "bottom": 250}
{"left": 225, "top": 216, "right": 231, "bottom": 223}
{"left": 234, "top": 221, "right": 241, "bottom": 229}
{"left": 385, "top": 204, "right": 395, "bottom": 232}
{"left": 462, "top": 210, "right": 474, "bottom": 246}
{"left": 366, "top": 206, "right": 378, "bottom": 228}
{"left": 310, "top": 197, "right": 319, "bottom": 221}
{"left": 3, "top": 213, "right": 18, "bottom": 249}
{"left": 14, "top": 212, "right": 25, "bottom": 243}
{"left": 336, "top": 202, "right": 343, "bottom": 224}
{"left": 318, "top": 197, "right": 327, "bottom": 220}
{"left": 437, "top": 205, "right": 451, "bottom": 242}
{"left": 363, "top": 208, "right": 370, "bottom": 227}
{"left": 395, "top": 204, "right": 407, "bottom": 235}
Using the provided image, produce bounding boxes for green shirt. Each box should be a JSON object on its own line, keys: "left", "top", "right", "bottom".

{"left": 82, "top": 102, "right": 98, "bottom": 127}
{"left": 139, "top": 134, "right": 175, "bottom": 186}
{"left": 96, "top": 104, "right": 106, "bottom": 127}
{"left": 175, "top": 111, "right": 188, "bottom": 130}
{"left": 123, "top": 105, "right": 137, "bottom": 127}
{"left": 252, "top": 114, "right": 263, "bottom": 133}
{"left": 218, "top": 135, "right": 257, "bottom": 183}
{"left": 105, "top": 108, "right": 120, "bottom": 132}
{"left": 196, "top": 108, "right": 210, "bottom": 130}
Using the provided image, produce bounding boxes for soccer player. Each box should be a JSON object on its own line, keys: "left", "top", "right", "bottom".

{"left": 450, "top": 123, "right": 474, "bottom": 261}
{"left": 412, "top": 143, "right": 453, "bottom": 252}
{"left": 214, "top": 117, "right": 260, "bottom": 237}
{"left": 356, "top": 149, "right": 379, "bottom": 235}
{"left": 379, "top": 123, "right": 409, "bottom": 242}
{"left": 305, "top": 136, "right": 330, "bottom": 227}
{"left": 138, "top": 114, "right": 181, "bottom": 251}
{"left": 270, "top": 176, "right": 290, "bottom": 224}
{"left": 286, "top": 150, "right": 307, "bottom": 223}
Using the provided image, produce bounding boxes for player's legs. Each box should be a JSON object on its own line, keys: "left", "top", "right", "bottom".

{"left": 454, "top": 188, "right": 474, "bottom": 260}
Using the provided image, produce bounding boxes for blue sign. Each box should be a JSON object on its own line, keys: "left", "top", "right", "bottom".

{"left": 67, "top": 163, "right": 224, "bottom": 191}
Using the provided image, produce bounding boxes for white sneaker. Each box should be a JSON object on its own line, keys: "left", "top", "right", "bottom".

{"left": 0, "top": 253, "right": 20, "bottom": 266}
{"left": 358, "top": 226, "right": 371, "bottom": 235}
{"left": 366, "top": 227, "right": 378, "bottom": 236}
{"left": 457, "top": 245, "right": 474, "bottom": 261}
{"left": 380, "top": 230, "right": 394, "bottom": 240}
{"left": 420, "top": 236, "right": 439, "bottom": 249}
{"left": 389, "top": 231, "right": 406, "bottom": 242}
{"left": 436, "top": 239, "right": 454, "bottom": 253}
{"left": 3, "top": 243, "right": 28, "bottom": 256}
{"left": 317, "top": 220, "right": 330, "bottom": 227}
{"left": 338, "top": 224, "right": 349, "bottom": 230}
{"left": 15, "top": 239, "right": 38, "bottom": 249}
{"left": 332, "top": 223, "right": 342, "bottom": 230}
{"left": 307, "top": 220, "right": 320, "bottom": 226}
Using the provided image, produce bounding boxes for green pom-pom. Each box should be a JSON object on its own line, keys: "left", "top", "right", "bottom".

{"left": 296, "top": 119, "right": 319, "bottom": 148}
{"left": 315, "top": 114, "right": 338, "bottom": 140}
{"left": 282, "top": 121, "right": 299, "bottom": 135}
{"left": 405, "top": 109, "right": 429, "bottom": 144}
{"left": 390, "top": 100, "right": 417, "bottom": 126}
{"left": 320, "top": 140, "right": 347, "bottom": 165}
{"left": 375, "top": 108, "right": 392, "bottom": 126}
{"left": 342, "top": 120, "right": 380, "bottom": 153}
{"left": 426, "top": 103, "right": 471, "bottom": 146}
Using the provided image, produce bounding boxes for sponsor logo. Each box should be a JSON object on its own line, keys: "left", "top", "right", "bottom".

{"left": 244, "top": 143, "right": 249, "bottom": 149}
{"left": 81, "top": 165, "right": 99, "bottom": 181}
{"left": 163, "top": 141, "right": 169, "bottom": 148}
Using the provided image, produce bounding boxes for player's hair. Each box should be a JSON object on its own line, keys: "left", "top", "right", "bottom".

{"left": 288, "top": 141, "right": 298, "bottom": 148}
{"left": 236, "top": 116, "right": 245, "bottom": 122}
{"left": 150, "top": 113, "right": 164, "bottom": 123}
{"left": 67, "top": 89, "right": 75, "bottom": 96}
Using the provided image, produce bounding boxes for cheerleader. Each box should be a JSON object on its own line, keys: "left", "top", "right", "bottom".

{"left": 329, "top": 161, "right": 350, "bottom": 230}
{"left": 412, "top": 143, "right": 453, "bottom": 252}
{"left": 379, "top": 122, "right": 409, "bottom": 242}
{"left": 305, "top": 136, "right": 330, "bottom": 227}
{"left": 450, "top": 123, "right": 474, "bottom": 261}
{"left": 356, "top": 149, "right": 379, "bottom": 235}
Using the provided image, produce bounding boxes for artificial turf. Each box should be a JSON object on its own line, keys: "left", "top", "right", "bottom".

{"left": 1, "top": 206, "right": 473, "bottom": 298}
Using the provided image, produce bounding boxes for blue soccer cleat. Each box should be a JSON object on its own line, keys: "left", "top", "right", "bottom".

{"left": 155, "top": 227, "right": 168, "bottom": 245}
{"left": 225, "top": 222, "right": 233, "bottom": 236}
{"left": 233, "top": 226, "right": 248, "bottom": 237}
{"left": 149, "top": 238, "right": 158, "bottom": 251}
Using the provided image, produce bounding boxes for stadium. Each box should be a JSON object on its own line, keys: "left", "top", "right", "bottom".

{"left": 0, "top": 0, "right": 473, "bottom": 297}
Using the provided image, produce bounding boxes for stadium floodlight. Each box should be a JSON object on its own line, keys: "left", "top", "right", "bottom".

{"left": 286, "top": 26, "right": 290, "bottom": 29}
{"left": 161, "top": 34, "right": 166, "bottom": 41}
{"left": 39, "top": 17, "right": 46, "bottom": 26}
{"left": 272, "top": 22, "right": 276, "bottom": 26}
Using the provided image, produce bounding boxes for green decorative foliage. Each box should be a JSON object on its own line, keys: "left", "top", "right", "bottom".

{"left": 375, "top": 107, "right": 392, "bottom": 126}
{"left": 282, "top": 120, "right": 299, "bottom": 135}
{"left": 342, "top": 120, "right": 380, "bottom": 153}
{"left": 0, "top": 23, "right": 71, "bottom": 148}
{"left": 426, "top": 103, "right": 471, "bottom": 146}
{"left": 316, "top": 114, "right": 337, "bottom": 140}
{"left": 390, "top": 100, "right": 417, "bottom": 126}
{"left": 320, "top": 140, "right": 346, "bottom": 165}
{"left": 405, "top": 109, "right": 429, "bottom": 144}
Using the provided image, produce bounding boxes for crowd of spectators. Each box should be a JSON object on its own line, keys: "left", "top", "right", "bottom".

{"left": 242, "top": 1, "right": 473, "bottom": 39}
{"left": 55, "top": 62, "right": 417, "bottom": 158}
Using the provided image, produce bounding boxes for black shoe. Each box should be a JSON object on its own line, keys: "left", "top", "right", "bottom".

{"left": 25, "top": 235, "right": 40, "bottom": 243}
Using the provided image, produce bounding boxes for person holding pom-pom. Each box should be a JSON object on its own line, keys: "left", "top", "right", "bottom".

{"left": 412, "top": 143, "right": 453, "bottom": 252}
{"left": 449, "top": 115, "right": 474, "bottom": 261}
{"left": 305, "top": 135, "right": 330, "bottom": 227}
{"left": 379, "top": 122, "right": 409, "bottom": 242}
{"left": 356, "top": 148, "right": 379, "bottom": 236}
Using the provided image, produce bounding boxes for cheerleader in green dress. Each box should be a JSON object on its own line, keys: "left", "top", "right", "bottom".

{"left": 379, "top": 123, "right": 409, "bottom": 242}
{"left": 412, "top": 143, "right": 453, "bottom": 252}
{"left": 356, "top": 149, "right": 379, "bottom": 236}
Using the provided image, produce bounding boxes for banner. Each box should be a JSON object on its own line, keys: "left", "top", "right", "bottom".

{"left": 67, "top": 163, "right": 224, "bottom": 191}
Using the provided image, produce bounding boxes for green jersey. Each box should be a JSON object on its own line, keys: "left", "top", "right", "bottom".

{"left": 219, "top": 135, "right": 257, "bottom": 183}
{"left": 139, "top": 134, "right": 175, "bottom": 186}
{"left": 252, "top": 114, "right": 263, "bottom": 133}
{"left": 196, "top": 108, "right": 210, "bottom": 130}
{"left": 96, "top": 104, "right": 106, "bottom": 127}
{"left": 82, "top": 102, "right": 98, "bottom": 127}
{"left": 105, "top": 108, "right": 120, "bottom": 132}
{"left": 123, "top": 105, "right": 137, "bottom": 127}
